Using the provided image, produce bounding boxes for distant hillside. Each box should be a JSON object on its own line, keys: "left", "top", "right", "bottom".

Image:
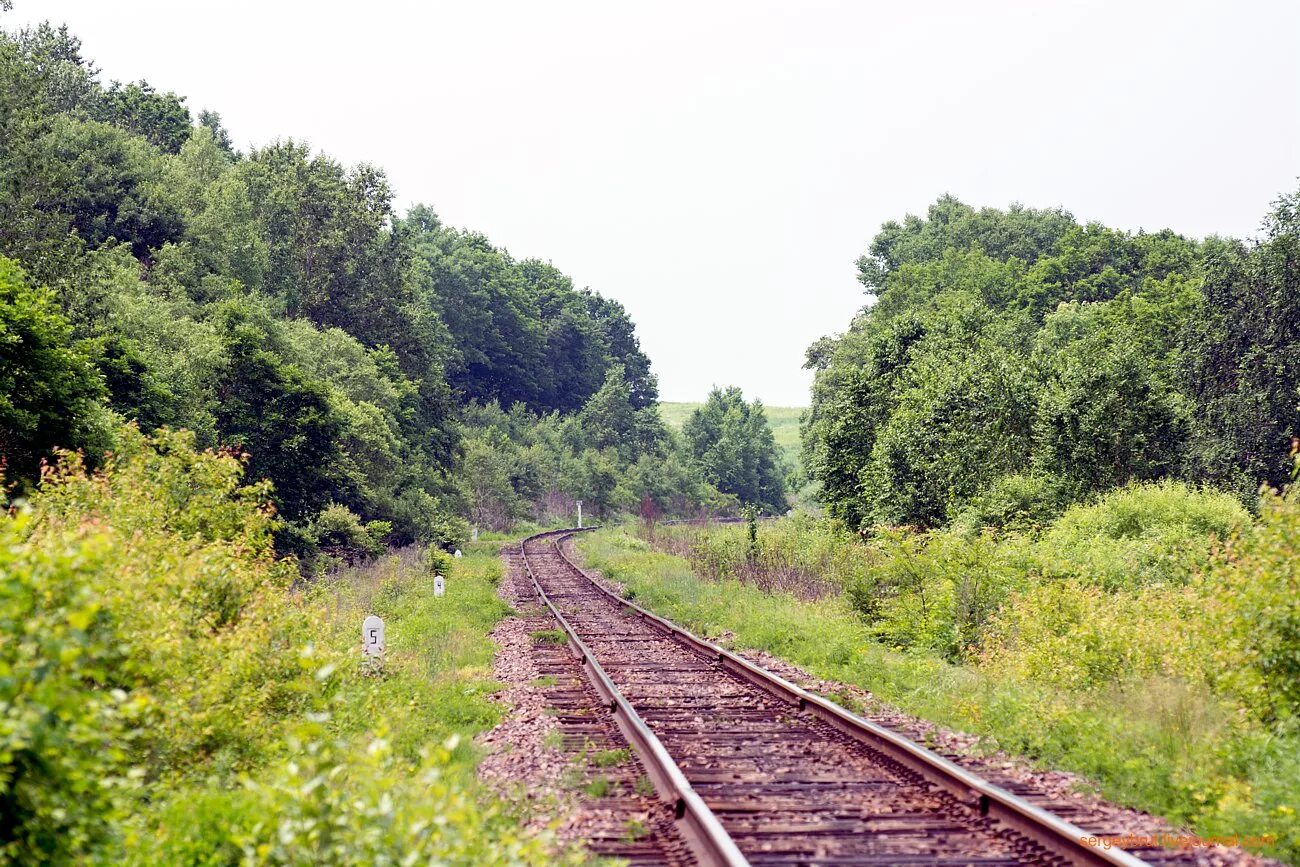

{"left": 659, "top": 401, "right": 804, "bottom": 466}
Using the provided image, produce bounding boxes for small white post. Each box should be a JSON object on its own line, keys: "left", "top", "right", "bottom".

{"left": 453, "top": 549, "right": 462, "bottom": 559}
{"left": 577, "top": 500, "right": 583, "bottom": 529}
{"left": 434, "top": 574, "right": 445, "bottom": 597}
{"left": 362, "top": 615, "right": 385, "bottom": 659}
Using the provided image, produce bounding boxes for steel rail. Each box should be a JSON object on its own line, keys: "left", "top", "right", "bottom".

{"left": 546, "top": 528, "right": 1154, "bottom": 867}
{"left": 520, "top": 530, "right": 750, "bottom": 867}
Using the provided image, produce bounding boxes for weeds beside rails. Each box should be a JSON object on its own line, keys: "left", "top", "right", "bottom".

{"left": 644, "top": 515, "right": 854, "bottom": 599}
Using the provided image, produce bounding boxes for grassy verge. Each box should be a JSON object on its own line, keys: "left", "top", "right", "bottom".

{"left": 130, "top": 543, "right": 582, "bottom": 865}
{"left": 576, "top": 527, "right": 1300, "bottom": 863}
{"left": 312, "top": 547, "right": 512, "bottom": 764}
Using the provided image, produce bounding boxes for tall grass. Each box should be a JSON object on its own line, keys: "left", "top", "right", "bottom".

{"left": 651, "top": 514, "right": 872, "bottom": 598}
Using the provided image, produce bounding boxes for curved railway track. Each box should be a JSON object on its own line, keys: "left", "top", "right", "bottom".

{"left": 519, "top": 528, "right": 1186, "bottom": 867}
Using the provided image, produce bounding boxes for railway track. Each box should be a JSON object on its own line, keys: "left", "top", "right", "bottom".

{"left": 519, "top": 528, "right": 1191, "bottom": 867}
{"left": 499, "top": 547, "right": 695, "bottom": 865}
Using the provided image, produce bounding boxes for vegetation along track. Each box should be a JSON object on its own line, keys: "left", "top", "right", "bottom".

{"left": 521, "top": 529, "right": 1195, "bottom": 867}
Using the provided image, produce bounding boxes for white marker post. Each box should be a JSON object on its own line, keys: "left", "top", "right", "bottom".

{"left": 453, "top": 549, "right": 462, "bottom": 559}
{"left": 362, "top": 615, "right": 385, "bottom": 659}
{"left": 434, "top": 574, "right": 445, "bottom": 597}
{"left": 577, "top": 500, "right": 583, "bottom": 529}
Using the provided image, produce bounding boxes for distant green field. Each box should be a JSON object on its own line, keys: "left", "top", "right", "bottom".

{"left": 659, "top": 401, "right": 804, "bottom": 465}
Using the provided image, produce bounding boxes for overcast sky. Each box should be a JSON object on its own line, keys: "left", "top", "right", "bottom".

{"left": 16, "top": 1, "right": 1300, "bottom": 406}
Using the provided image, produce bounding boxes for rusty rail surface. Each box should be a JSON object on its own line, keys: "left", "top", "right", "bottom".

{"left": 522, "top": 527, "right": 1156, "bottom": 867}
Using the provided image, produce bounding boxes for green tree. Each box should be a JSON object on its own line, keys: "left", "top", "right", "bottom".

{"left": 403, "top": 208, "right": 656, "bottom": 414}
{"left": 521, "top": 259, "right": 608, "bottom": 412}
{"left": 1181, "top": 190, "right": 1300, "bottom": 498}
{"left": 579, "top": 366, "right": 636, "bottom": 454}
{"left": 0, "top": 23, "right": 101, "bottom": 115}
{"left": 196, "top": 109, "right": 236, "bottom": 157}
{"left": 576, "top": 447, "right": 625, "bottom": 518}
{"left": 0, "top": 257, "right": 106, "bottom": 485}
{"left": 683, "top": 387, "right": 785, "bottom": 512}
{"left": 806, "top": 195, "right": 1206, "bottom": 529}
{"left": 35, "top": 116, "right": 185, "bottom": 259}
{"left": 0, "top": 19, "right": 666, "bottom": 546}
{"left": 96, "top": 79, "right": 191, "bottom": 153}
{"left": 861, "top": 330, "right": 1035, "bottom": 527}
{"left": 211, "top": 302, "right": 354, "bottom": 524}
{"left": 1032, "top": 302, "right": 1188, "bottom": 492}
{"left": 583, "top": 292, "right": 657, "bottom": 408}
{"left": 458, "top": 430, "right": 525, "bottom": 531}
{"left": 405, "top": 212, "right": 545, "bottom": 407}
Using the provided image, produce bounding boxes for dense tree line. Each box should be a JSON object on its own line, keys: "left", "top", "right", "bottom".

{"left": 804, "top": 193, "right": 1300, "bottom": 530}
{"left": 0, "top": 23, "right": 679, "bottom": 563}
{"left": 456, "top": 380, "right": 788, "bottom": 530}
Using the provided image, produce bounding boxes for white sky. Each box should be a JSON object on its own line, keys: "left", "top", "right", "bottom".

{"left": 14, "top": 0, "right": 1300, "bottom": 406}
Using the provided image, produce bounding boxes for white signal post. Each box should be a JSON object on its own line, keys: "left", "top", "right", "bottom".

{"left": 362, "top": 615, "right": 385, "bottom": 659}
{"left": 577, "top": 500, "right": 583, "bottom": 529}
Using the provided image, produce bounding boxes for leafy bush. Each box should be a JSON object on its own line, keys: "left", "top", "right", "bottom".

{"left": 134, "top": 730, "right": 569, "bottom": 866}
{"left": 1037, "top": 481, "right": 1249, "bottom": 589}
{"left": 656, "top": 515, "right": 878, "bottom": 598}
{"left": 0, "top": 510, "right": 129, "bottom": 861}
{"left": 856, "top": 483, "right": 1249, "bottom": 674}
{"left": 423, "top": 544, "right": 454, "bottom": 580}
{"left": 311, "top": 502, "right": 391, "bottom": 565}
{"left": 0, "top": 427, "right": 565, "bottom": 863}
{"left": 0, "top": 425, "right": 319, "bottom": 861}
{"left": 1207, "top": 481, "right": 1300, "bottom": 722}
{"left": 847, "top": 528, "right": 1025, "bottom": 660}
{"left": 664, "top": 483, "right": 1254, "bottom": 669}
{"left": 977, "top": 579, "right": 1211, "bottom": 691}
{"left": 950, "top": 473, "right": 1071, "bottom": 533}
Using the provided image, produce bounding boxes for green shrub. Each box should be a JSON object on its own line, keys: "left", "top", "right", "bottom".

{"left": 423, "top": 545, "right": 454, "bottom": 580}
{"left": 848, "top": 528, "right": 1026, "bottom": 660}
{"left": 134, "top": 730, "right": 570, "bottom": 866}
{"left": 311, "top": 503, "right": 391, "bottom": 565}
{"left": 1207, "top": 482, "right": 1300, "bottom": 722}
{"left": 950, "top": 473, "right": 1071, "bottom": 533}
{"left": 0, "top": 426, "right": 320, "bottom": 861}
{"left": 0, "top": 427, "right": 563, "bottom": 864}
{"left": 1037, "top": 481, "right": 1249, "bottom": 589}
{"left": 977, "top": 579, "right": 1211, "bottom": 691}
{"left": 0, "top": 512, "right": 129, "bottom": 862}
{"left": 657, "top": 514, "right": 879, "bottom": 597}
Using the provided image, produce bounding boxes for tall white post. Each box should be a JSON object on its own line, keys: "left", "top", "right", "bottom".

{"left": 577, "top": 500, "right": 583, "bottom": 529}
